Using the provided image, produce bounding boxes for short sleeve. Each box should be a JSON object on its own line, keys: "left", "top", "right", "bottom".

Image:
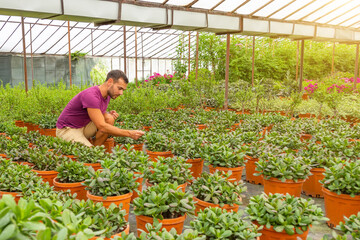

{"left": 81, "top": 90, "right": 101, "bottom": 109}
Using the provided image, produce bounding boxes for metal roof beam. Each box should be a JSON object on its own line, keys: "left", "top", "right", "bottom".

{"left": 231, "top": 0, "right": 251, "bottom": 14}
{"left": 249, "top": 0, "right": 275, "bottom": 17}
{"left": 266, "top": 0, "right": 296, "bottom": 18}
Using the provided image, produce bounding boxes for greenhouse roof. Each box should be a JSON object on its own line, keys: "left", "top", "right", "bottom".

{"left": 1, "top": 0, "right": 360, "bottom": 58}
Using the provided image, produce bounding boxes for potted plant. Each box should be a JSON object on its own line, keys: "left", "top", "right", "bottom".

{"left": 190, "top": 207, "right": 261, "bottom": 240}
{"left": 0, "top": 160, "right": 43, "bottom": 202}
{"left": 335, "top": 212, "right": 360, "bottom": 239}
{"left": 83, "top": 166, "right": 138, "bottom": 220}
{"left": 53, "top": 160, "right": 90, "bottom": 200}
{"left": 133, "top": 182, "right": 195, "bottom": 235}
{"left": 113, "top": 128, "right": 145, "bottom": 151}
{"left": 190, "top": 171, "right": 246, "bottom": 214}
{"left": 144, "top": 132, "right": 173, "bottom": 161}
{"left": 246, "top": 193, "right": 328, "bottom": 240}
{"left": 320, "top": 160, "right": 360, "bottom": 228}
{"left": 38, "top": 113, "right": 58, "bottom": 137}
{"left": 143, "top": 156, "right": 193, "bottom": 192}
{"left": 69, "top": 199, "right": 129, "bottom": 239}
{"left": 202, "top": 143, "right": 246, "bottom": 182}
{"left": 75, "top": 145, "right": 109, "bottom": 171}
{"left": 255, "top": 153, "right": 311, "bottom": 197}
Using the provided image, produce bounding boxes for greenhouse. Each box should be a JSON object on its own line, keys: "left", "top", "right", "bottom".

{"left": 0, "top": 0, "right": 360, "bottom": 239}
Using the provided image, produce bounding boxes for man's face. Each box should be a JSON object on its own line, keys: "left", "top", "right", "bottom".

{"left": 107, "top": 78, "right": 127, "bottom": 99}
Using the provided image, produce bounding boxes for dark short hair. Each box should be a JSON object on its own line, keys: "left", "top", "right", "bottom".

{"left": 106, "top": 70, "right": 128, "bottom": 84}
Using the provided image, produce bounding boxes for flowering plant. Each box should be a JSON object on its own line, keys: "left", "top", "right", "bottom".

{"left": 144, "top": 72, "right": 174, "bottom": 85}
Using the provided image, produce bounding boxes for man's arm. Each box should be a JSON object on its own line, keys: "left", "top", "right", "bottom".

{"left": 87, "top": 108, "right": 144, "bottom": 140}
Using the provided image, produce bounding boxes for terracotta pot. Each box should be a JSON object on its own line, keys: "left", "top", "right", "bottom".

{"left": 300, "top": 134, "right": 312, "bottom": 142}
{"left": 131, "top": 173, "right": 143, "bottom": 202}
{"left": 145, "top": 179, "right": 187, "bottom": 192}
{"left": 322, "top": 187, "right": 360, "bottom": 228}
{"left": 196, "top": 124, "right": 207, "bottom": 130}
{"left": 136, "top": 214, "right": 186, "bottom": 235}
{"left": 64, "top": 155, "right": 77, "bottom": 161}
{"left": 298, "top": 113, "right": 315, "bottom": 118}
{"left": 143, "top": 126, "right": 152, "bottom": 131}
{"left": 43, "top": 128, "right": 57, "bottom": 137}
{"left": 89, "top": 224, "right": 130, "bottom": 240}
{"left": 245, "top": 156, "right": 263, "bottom": 185}
{"left": 14, "top": 120, "right": 24, "bottom": 127}
{"left": 83, "top": 162, "right": 102, "bottom": 171}
{"left": 254, "top": 222, "right": 309, "bottom": 240}
{"left": 32, "top": 124, "right": 41, "bottom": 132}
{"left": 208, "top": 165, "right": 244, "bottom": 183}
{"left": 0, "top": 153, "right": 8, "bottom": 159}
{"left": 0, "top": 191, "right": 22, "bottom": 203}
{"left": 87, "top": 191, "right": 132, "bottom": 221}
{"left": 102, "top": 138, "right": 114, "bottom": 153}
{"left": 53, "top": 178, "right": 87, "bottom": 200}
{"left": 146, "top": 150, "right": 173, "bottom": 162}
{"left": 24, "top": 122, "right": 34, "bottom": 133}
{"left": 193, "top": 196, "right": 239, "bottom": 215}
{"left": 32, "top": 169, "right": 58, "bottom": 186}
{"left": 19, "top": 161, "right": 34, "bottom": 167}
{"left": 131, "top": 143, "right": 144, "bottom": 151}
{"left": 302, "top": 93, "right": 309, "bottom": 101}
{"left": 263, "top": 177, "right": 305, "bottom": 197}
{"left": 186, "top": 158, "right": 204, "bottom": 181}
{"left": 302, "top": 168, "right": 325, "bottom": 198}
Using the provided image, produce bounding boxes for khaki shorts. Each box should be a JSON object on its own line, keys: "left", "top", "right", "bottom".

{"left": 56, "top": 122, "right": 97, "bottom": 147}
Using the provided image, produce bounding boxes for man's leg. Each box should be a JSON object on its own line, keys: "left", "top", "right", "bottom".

{"left": 56, "top": 127, "right": 93, "bottom": 147}
{"left": 92, "top": 113, "right": 115, "bottom": 146}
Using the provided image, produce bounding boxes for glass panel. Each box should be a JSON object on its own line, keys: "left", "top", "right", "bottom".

{"left": 286, "top": 0, "right": 329, "bottom": 20}
{"left": 0, "top": 23, "right": 21, "bottom": 51}
{"left": 193, "top": 0, "right": 221, "bottom": 10}
{"left": 35, "top": 27, "right": 67, "bottom": 54}
{"left": 342, "top": 15, "right": 360, "bottom": 27}
{"left": 236, "top": 0, "right": 272, "bottom": 15}
{"left": 253, "top": 0, "right": 292, "bottom": 17}
{"left": 317, "top": 1, "right": 360, "bottom": 24}
{"left": 304, "top": 0, "right": 351, "bottom": 22}
{"left": 330, "top": 7, "right": 360, "bottom": 26}
{"left": 270, "top": 0, "right": 312, "bottom": 19}
{"left": 215, "top": 0, "right": 246, "bottom": 12}
{"left": 167, "top": 0, "right": 195, "bottom": 6}
{"left": 140, "top": 0, "right": 164, "bottom": 3}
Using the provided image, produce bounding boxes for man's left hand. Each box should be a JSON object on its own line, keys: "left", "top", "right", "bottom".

{"left": 109, "top": 110, "right": 119, "bottom": 120}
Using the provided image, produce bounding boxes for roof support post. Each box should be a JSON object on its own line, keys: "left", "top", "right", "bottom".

{"left": 21, "top": 17, "right": 28, "bottom": 92}
{"left": 354, "top": 43, "right": 359, "bottom": 90}
{"left": 135, "top": 27, "right": 138, "bottom": 85}
{"left": 30, "top": 23, "right": 34, "bottom": 87}
{"left": 123, "top": 26, "right": 127, "bottom": 75}
{"left": 67, "top": 21, "right": 72, "bottom": 88}
{"left": 224, "top": 33, "right": 230, "bottom": 110}
{"left": 296, "top": 41, "right": 299, "bottom": 83}
{"left": 299, "top": 39, "right": 305, "bottom": 92}
{"left": 332, "top": 43, "right": 335, "bottom": 75}
{"left": 188, "top": 31, "right": 191, "bottom": 75}
{"left": 141, "top": 33, "right": 145, "bottom": 80}
{"left": 251, "top": 36, "right": 255, "bottom": 87}
{"left": 195, "top": 32, "right": 199, "bottom": 80}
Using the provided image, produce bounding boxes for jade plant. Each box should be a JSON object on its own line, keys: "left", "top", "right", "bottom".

{"left": 144, "top": 156, "right": 193, "bottom": 185}
{"left": 190, "top": 207, "right": 262, "bottom": 240}
{"left": 75, "top": 145, "right": 110, "bottom": 164}
{"left": 38, "top": 113, "right": 58, "bottom": 129}
{"left": 25, "top": 147, "right": 65, "bottom": 171}
{"left": 109, "top": 145, "right": 148, "bottom": 173}
{"left": 255, "top": 153, "right": 312, "bottom": 182}
{"left": 297, "top": 143, "right": 341, "bottom": 168}
{"left": 69, "top": 199, "right": 128, "bottom": 238}
{"left": 133, "top": 182, "right": 195, "bottom": 219}
{"left": 56, "top": 160, "right": 90, "bottom": 183}
{"left": 83, "top": 167, "right": 138, "bottom": 199}
{"left": 246, "top": 193, "right": 328, "bottom": 235}
{"left": 335, "top": 212, "right": 360, "bottom": 239}
{"left": 264, "top": 132, "right": 305, "bottom": 150}
{"left": 144, "top": 132, "right": 171, "bottom": 152}
{"left": 171, "top": 128, "right": 204, "bottom": 159}
{"left": 190, "top": 171, "right": 246, "bottom": 206}
{"left": 202, "top": 143, "right": 246, "bottom": 168}
{"left": 320, "top": 160, "right": 360, "bottom": 197}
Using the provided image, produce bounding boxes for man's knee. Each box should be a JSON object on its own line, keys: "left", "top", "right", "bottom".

{"left": 104, "top": 113, "right": 115, "bottom": 125}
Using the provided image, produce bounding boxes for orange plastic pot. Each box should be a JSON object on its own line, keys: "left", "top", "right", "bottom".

{"left": 83, "top": 162, "right": 102, "bottom": 171}
{"left": 53, "top": 178, "right": 87, "bottom": 200}
{"left": 196, "top": 124, "right": 207, "bottom": 130}
{"left": 43, "top": 128, "right": 57, "bottom": 137}
{"left": 245, "top": 156, "right": 263, "bottom": 185}
{"left": 302, "top": 168, "right": 325, "bottom": 198}
{"left": 87, "top": 191, "right": 132, "bottom": 221}
{"left": 89, "top": 224, "right": 130, "bottom": 240}
{"left": 14, "top": 120, "right": 25, "bottom": 127}
{"left": 263, "top": 177, "right": 305, "bottom": 197}
{"left": 32, "top": 169, "right": 58, "bottom": 186}
{"left": 136, "top": 214, "right": 186, "bottom": 235}
{"left": 24, "top": 122, "right": 34, "bottom": 132}
{"left": 131, "top": 143, "right": 144, "bottom": 151}
{"left": 145, "top": 179, "right": 187, "bottom": 192}
{"left": 208, "top": 165, "right": 244, "bottom": 183}
{"left": 32, "top": 124, "right": 41, "bottom": 132}
{"left": 143, "top": 126, "right": 152, "bottom": 131}
{"left": 300, "top": 134, "right": 312, "bottom": 142}
{"left": 146, "top": 150, "right": 173, "bottom": 162}
{"left": 322, "top": 187, "right": 360, "bottom": 228}
{"left": 103, "top": 138, "right": 114, "bottom": 153}
{"left": 0, "top": 191, "right": 22, "bottom": 203}
{"left": 186, "top": 158, "right": 204, "bottom": 181}
{"left": 254, "top": 222, "right": 309, "bottom": 240}
{"left": 193, "top": 196, "right": 239, "bottom": 215}
{"left": 0, "top": 153, "right": 8, "bottom": 159}
{"left": 64, "top": 155, "right": 77, "bottom": 161}
{"left": 131, "top": 173, "right": 143, "bottom": 202}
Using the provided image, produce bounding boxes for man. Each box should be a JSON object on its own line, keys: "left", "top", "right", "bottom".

{"left": 56, "top": 70, "right": 145, "bottom": 147}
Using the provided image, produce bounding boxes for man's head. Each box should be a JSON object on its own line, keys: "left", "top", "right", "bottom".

{"left": 105, "top": 70, "right": 128, "bottom": 99}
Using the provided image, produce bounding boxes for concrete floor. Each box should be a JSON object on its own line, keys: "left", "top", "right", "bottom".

{"left": 128, "top": 165, "right": 336, "bottom": 239}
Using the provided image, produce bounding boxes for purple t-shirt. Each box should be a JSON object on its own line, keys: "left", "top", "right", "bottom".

{"left": 56, "top": 86, "right": 111, "bottom": 129}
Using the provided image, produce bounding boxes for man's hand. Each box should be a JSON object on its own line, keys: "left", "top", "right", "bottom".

{"left": 109, "top": 110, "right": 119, "bottom": 120}
{"left": 128, "top": 130, "right": 145, "bottom": 140}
